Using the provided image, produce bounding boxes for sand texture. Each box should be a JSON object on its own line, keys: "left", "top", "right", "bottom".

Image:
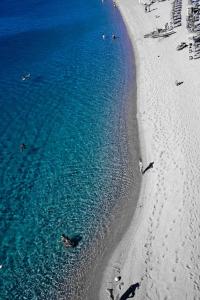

{"left": 100, "top": 0, "right": 200, "bottom": 299}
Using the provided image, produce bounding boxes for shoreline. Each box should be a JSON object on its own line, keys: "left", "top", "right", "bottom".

{"left": 100, "top": 0, "right": 200, "bottom": 299}
{"left": 86, "top": 2, "right": 142, "bottom": 299}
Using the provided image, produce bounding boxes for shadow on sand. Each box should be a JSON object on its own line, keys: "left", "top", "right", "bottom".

{"left": 119, "top": 283, "right": 140, "bottom": 300}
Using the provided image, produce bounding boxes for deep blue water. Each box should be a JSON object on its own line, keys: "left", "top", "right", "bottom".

{"left": 0, "top": 0, "right": 136, "bottom": 299}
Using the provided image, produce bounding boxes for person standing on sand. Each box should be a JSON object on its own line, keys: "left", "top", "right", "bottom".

{"left": 107, "top": 288, "right": 114, "bottom": 300}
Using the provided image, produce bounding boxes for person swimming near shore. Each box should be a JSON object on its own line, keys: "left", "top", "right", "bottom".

{"left": 20, "top": 143, "right": 27, "bottom": 152}
{"left": 61, "top": 234, "right": 75, "bottom": 248}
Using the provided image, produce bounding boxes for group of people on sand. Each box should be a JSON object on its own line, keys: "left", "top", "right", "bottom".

{"left": 143, "top": 0, "right": 154, "bottom": 13}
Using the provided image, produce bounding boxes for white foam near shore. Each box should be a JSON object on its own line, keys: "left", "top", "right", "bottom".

{"left": 100, "top": 0, "right": 200, "bottom": 299}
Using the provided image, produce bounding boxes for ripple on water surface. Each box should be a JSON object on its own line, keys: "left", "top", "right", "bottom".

{"left": 0, "top": 0, "right": 137, "bottom": 298}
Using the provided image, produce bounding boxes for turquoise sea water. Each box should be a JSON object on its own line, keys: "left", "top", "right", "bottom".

{"left": 0, "top": 0, "right": 136, "bottom": 299}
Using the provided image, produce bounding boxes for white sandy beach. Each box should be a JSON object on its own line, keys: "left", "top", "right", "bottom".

{"left": 100, "top": 0, "right": 200, "bottom": 299}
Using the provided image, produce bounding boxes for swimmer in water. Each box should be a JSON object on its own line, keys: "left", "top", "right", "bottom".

{"left": 21, "top": 73, "right": 31, "bottom": 81}
{"left": 61, "top": 234, "right": 74, "bottom": 248}
{"left": 20, "top": 143, "right": 27, "bottom": 152}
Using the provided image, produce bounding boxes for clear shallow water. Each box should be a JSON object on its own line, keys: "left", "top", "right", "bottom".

{"left": 0, "top": 0, "right": 136, "bottom": 299}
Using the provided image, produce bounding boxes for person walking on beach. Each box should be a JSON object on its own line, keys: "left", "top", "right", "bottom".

{"left": 119, "top": 283, "right": 140, "bottom": 300}
{"left": 142, "top": 162, "right": 154, "bottom": 174}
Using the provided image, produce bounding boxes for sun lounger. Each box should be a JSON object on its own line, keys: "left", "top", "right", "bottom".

{"left": 176, "top": 42, "right": 188, "bottom": 50}
{"left": 174, "top": 19, "right": 182, "bottom": 24}
{"left": 174, "top": 23, "right": 182, "bottom": 27}
{"left": 144, "top": 33, "right": 153, "bottom": 38}
{"left": 193, "top": 35, "right": 200, "bottom": 42}
{"left": 159, "top": 31, "right": 176, "bottom": 37}
{"left": 172, "top": 14, "right": 181, "bottom": 18}
{"left": 174, "top": 17, "right": 182, "bottom": 20}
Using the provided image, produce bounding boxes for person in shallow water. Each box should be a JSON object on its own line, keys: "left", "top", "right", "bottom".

{"left": 20, "top": 143, "right": 27, "bottom": 152}
{"left": 61, "top": 234, "right": 75, "bottom": 248}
